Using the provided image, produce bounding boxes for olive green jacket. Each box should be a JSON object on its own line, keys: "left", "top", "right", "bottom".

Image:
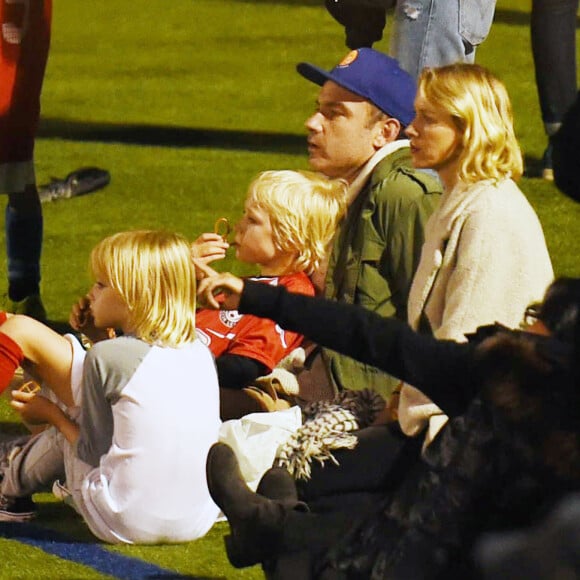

{"left": 322, "top": 146, "right": 441, "bottom": 398}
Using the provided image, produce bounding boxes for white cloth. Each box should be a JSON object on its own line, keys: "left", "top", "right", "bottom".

{"left": 219, "top": 406, "right": 302, "bottom": 491}
{"left": 64, "top": 337, "right": 221, "bottom": 544}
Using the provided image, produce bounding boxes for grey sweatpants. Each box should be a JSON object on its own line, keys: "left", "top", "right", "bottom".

{"left": 1, "top": 427, "right": 66, "bottom": 497}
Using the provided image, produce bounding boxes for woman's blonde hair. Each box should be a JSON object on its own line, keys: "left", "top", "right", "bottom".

{"left": 90, "top": 230, "right": 197, "bottom": 347}
{"left": 418, "top": 63, "right": 523, "bottom": 183}
{"left": 246, "top": 170, "right": 347, "bottom": 274}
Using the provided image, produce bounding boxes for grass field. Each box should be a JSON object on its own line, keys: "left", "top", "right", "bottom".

{"left": 0, "top": 0, "right": 579, "bottom": 578}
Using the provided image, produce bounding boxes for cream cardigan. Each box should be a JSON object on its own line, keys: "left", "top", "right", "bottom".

{"left": 399, "top": 178, "right": 554, "bottom": 443}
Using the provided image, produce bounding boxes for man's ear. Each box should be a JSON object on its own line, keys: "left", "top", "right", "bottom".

{"left": 372, "top": 117, "right": 402, "bottom": 149}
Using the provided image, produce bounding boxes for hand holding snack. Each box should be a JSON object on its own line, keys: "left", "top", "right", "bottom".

{"left": 11, "top": 383, "right": 60, "bottom": 425}
{"left": 69, "top": 295, "right": 115, "bottom": 346}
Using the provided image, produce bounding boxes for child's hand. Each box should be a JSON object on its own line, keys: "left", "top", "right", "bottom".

{"left": 10, "top": 390, "right": 62, "bottom": 426}
{"left": 11, "top": 389, "right": 79, "bottom": 444}
{"left": 191, "top": 233, "right": 229, "bottom": 268}
{"left": 69, "top": 296, "right": 113, "bottom": 344}
{"left": 193, "top": 258, "right": 219, "bottom": 281}
{"left": 195, "top": 260, "right": 244, "bottom": 310}
{"left": 69, "top": 295, "right": 91, "bottom": 331}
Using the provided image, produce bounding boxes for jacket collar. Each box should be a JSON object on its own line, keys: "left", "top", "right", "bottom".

{"left": 347, "top": 139, "right": 410, "bottom": 205}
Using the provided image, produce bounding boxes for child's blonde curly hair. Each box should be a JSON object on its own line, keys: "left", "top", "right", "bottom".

{"left": 246, "top": 170, "right": 347, "bottom": 275}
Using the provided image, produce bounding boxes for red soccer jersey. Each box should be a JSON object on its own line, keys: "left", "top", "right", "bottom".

{"left": 196, "top": 271, "right": 315, "bottom": 372}
{"left": 0, "top": 0, "right": 51, "bottom": 168}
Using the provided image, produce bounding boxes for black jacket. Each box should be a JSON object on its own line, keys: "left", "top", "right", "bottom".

{"left": 239, "top": 281, "right": 578, "bottom": 579}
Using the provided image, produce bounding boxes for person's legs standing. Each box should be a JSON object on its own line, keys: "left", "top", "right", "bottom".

{"left": 531, "top": 0, "right": 579, "bottom": 180}
{"left": 392, "top": 0, "right": 496, "bottom": 79}
{"left": 0, "top": 0, "right": 52, "bottom": 319}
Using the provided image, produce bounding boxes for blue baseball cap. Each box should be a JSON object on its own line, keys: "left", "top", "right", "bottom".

{"left": 297, "top": 48, "right": 416, "bottom": 127}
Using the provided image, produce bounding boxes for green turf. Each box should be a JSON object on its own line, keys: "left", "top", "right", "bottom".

{"left": 0, "top": 0, "right": 579, "bottom": 578}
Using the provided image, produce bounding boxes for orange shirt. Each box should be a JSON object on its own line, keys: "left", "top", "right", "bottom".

{"left": 196, "top": 271, "right": 314, "bottom": 372}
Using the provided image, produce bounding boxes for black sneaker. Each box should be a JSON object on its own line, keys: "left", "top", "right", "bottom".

{"left": 38, "top": 167, "right": 111, "bottom": 202}
{"left": 0, "top": 494, "right": 37, "bottom": 522}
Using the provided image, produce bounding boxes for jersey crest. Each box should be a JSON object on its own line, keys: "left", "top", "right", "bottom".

{"left": 219, "top": 309, "right": 243, "bottom": 328}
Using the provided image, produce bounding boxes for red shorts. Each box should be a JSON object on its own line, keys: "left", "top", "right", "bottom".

{"left": 0, "top": 0, "right": 52, "bottom": 192}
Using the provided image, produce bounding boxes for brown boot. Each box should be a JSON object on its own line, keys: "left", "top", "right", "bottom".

{"left": 206, "top": 443, "right": 304, "bottom": 568}
{"left": 256, "top": 466, "right": 299, "bottom": 502}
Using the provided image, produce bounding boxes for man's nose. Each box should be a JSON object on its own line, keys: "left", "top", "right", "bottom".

{"left": 305, "top": 112, "right": 322, "bottom": 132}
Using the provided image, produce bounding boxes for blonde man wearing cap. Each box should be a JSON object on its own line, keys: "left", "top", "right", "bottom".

{"left": 293, "top": 48, "right": 441, "bottom": 401}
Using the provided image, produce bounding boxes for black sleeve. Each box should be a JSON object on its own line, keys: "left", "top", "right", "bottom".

{"left": 239, "top": 280, "right": 479, "bottom": 417}
{"left": 216, "top": 353, "right": 269, "bottom": 390}
{"left": 325, "top": 0, "right": 386, "bottom": 48}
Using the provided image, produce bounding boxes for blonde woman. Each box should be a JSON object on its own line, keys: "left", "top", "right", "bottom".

{"left": 399, "top": 64, "right": 554, "bottom": 441}
{"left": 0, "top": 231, "right": 221, "bottom": 544}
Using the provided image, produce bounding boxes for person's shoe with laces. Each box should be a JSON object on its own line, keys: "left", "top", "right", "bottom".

{"left": 52, "top": 479, "right": 73, "bottom": 505}
{"left": 0, "top": 437, "right": 37, "bottom": 521}
{"left": 5, "top": 294, "right": 47, "bottom": 321}
{"left": 0, "top": 493, "right": 37, "bottom": 522}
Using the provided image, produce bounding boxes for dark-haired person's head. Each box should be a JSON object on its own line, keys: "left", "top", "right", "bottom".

{"left": 297, "top": 48, "right": 416, "bottom": 183}
{"left": 526, "top": 277, "right": 580, "bottom": 343}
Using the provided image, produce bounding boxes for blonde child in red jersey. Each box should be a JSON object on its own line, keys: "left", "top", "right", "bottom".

{"left": 193, "top": 170, "right": 346, "bottom": 419}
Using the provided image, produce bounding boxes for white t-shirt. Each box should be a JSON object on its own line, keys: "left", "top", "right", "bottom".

{"left": 65, "top": 335, "right": 221, "bottom": 544}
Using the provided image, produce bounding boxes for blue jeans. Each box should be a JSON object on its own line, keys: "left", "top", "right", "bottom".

{"left": 392, "top": 0, "right": 497, "bottom": 79}
{"left": 531, "top": 0, "right": 579, "bottom": 134}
